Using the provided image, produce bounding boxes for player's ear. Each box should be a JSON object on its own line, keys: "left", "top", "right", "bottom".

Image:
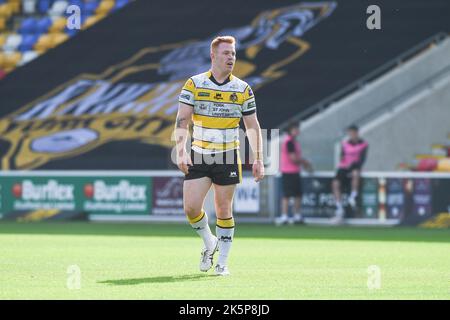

{"left": 210, "top": 50, "right": 214, "bottom": 61}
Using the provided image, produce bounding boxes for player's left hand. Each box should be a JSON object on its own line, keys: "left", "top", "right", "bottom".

{"left": 252, "top": 160, "right": 265, "bottom": 182}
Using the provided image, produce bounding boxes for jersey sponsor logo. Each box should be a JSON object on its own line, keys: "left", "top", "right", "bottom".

{"left": 180, "top": 93, "right": 191, "bottom": 100}
{"left": 214, "top": 93, "right": 223, "bottom": 100}
{"left": 0, "top": 2, "right": 336, "bottom": 169}
{"left": 198, "top": 92, "right": 210, "bottom": 97}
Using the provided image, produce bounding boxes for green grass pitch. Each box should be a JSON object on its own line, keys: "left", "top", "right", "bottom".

{"left": 0, "top": 222, "right": 449, "bottom": 299}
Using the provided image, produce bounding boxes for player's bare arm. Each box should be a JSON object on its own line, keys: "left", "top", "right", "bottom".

{"left": 243, "top": 113, "right": 265, "bottom": 182}
{"left": 174, "top": 102, "right": 193, "bottom": 174}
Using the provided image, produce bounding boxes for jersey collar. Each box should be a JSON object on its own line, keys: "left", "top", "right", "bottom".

{"left": 207, "top": 70, "right": 233, "bottom": 86}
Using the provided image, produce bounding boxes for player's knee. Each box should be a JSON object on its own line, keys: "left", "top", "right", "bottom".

{"left": 184, "top": 204, "right": 201, "bottom": 217}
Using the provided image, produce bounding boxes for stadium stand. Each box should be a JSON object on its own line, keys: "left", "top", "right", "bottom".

{"left": 0, "top": 0, "right": 131, "bottom": 78}
{"left": 399, "top": 139, "right": 450, "bottom": 172}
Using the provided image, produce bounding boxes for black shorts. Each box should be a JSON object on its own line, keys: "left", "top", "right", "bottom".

{"left": 335, "top": 165, "right": 361, "bottom": 183}
{"left": 281, "top": 173, "right": 302, "bottom": 198}
{"left": 184, "top": 149, "right": 242, "bottom": 185}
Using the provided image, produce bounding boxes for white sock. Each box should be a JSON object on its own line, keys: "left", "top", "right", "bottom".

{"left": 216, "top": 218, "right": 235, "bottom": 266}
{"left": 188, "top": 211, "right": 215, "bottom": 250}
{"left": 294, "top": 212, "right": 302, "bottom": 220}
{"left": 350, "top": 191, "right": 358, "bottom": 199}
{"left": 336, "top": 201, "right": 343, "bottom": 209}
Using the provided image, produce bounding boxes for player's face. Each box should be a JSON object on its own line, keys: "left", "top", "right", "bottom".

{"left": 348, "top": 129, "right": 359, "bottom": 141}
{"left": 290, "top": 127, "right": 299, "bottom": 136}
{"left": 212, "top": 42, "right": 236, "bottom": 74}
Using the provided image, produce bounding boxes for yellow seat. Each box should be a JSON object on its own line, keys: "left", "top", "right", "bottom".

{"left": 51, "top": 33, "right": 68, "bottom": 46}
{"left": 436, "top": 158, "right": 450, "bottom": 172}
{"left": 7, "top": 0, "right": 21, "bottom": 14}
{"left": 0, "top": 34, "right": 6, "bottom": 46}
{"left": 415, "top": 154, "right": 445, "bottom": 160}
{"left": 83, "top": 14, "right": 105, "bottom": 29}
{"left": 0, "top": 3, "right": 13, "bottom": 18}
{"left": 0, "top": 16, "right": 6, "bottom": 30}
{"left": 49, "top": 17, "right": 67, "bottom": 33}
{"left": 96, "top": 0, "right": 115, "bottom": 15}
{"left": 34, "top": 34, "right": 53, "bottom": 53}
{"left": 0, "top": 52, "right": 5, "bottom": 69}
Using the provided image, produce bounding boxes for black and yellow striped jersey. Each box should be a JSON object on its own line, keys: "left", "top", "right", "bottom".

{"left": 178, "top": 71, "right": 256, "bottom": 154}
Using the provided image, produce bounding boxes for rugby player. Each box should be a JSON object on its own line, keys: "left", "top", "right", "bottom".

{"left": 174, "top": 36, "right": 264, "bottom": 276}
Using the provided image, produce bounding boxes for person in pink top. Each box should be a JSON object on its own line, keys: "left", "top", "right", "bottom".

{"left": 332, "top": 125, "right": 368, "bottom": 223}
{"left": 276, "top": 122, "right": 312, "bottom": 226}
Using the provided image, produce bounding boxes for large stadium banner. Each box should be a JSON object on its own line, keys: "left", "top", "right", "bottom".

{"left": 0, "top": 1, "right": 338, "bottom": 170}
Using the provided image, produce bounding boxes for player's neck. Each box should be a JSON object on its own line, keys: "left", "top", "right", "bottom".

{"left": 210, "top": 67, "right": 231, "bottom": 84}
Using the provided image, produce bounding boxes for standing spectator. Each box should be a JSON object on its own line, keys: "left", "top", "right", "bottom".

{"left": 332, "top": 125, "right": 368, "bottom": 224}
{"left": 276, "top": 122, "right": 312, "bottom": 225}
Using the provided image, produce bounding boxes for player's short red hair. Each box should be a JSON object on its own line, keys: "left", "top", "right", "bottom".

{"left": 210, "top": 36, "right": 236, "bottom": 53}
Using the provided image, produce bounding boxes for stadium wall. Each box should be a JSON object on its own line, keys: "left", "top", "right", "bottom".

{"left": 299, "top": 36, "right": 450, "bottom": 170}
{"left": 360, "top": 72, "right": 450, "bottom": 170}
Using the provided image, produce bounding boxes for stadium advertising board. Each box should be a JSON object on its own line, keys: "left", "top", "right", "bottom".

{"left": 152, "top": 177, "right": 184, "bottom": 215}
{"left": 81, "top": 177, "right": 151, "bottom": 215}
{"left": 234, "top": 177, "right": 260, "bottom": 214}
{"left": 0, "top": 175, "right": 152, "bottom": 218}
{"left": 288, "top": 175, "right": 449, "bottom": 225}
{"left": 1, "top": 176, "right": 79, "bottom": 212}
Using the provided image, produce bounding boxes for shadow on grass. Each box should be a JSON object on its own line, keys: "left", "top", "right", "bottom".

{"left": 99, "top": 274, "right": 216, "bottom": 286}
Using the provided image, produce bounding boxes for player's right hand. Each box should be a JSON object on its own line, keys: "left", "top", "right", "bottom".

{"left": 176, "top": 150, "right": 193, "bottom": 175}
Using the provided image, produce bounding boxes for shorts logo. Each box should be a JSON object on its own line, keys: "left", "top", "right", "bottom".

{"left": 219, "top": 236, "right": 232, "bottom": 242}
{"left": 229, "top": 171, "right": 237, "bottom": 178}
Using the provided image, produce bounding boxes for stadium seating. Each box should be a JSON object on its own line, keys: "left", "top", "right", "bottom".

{"left": 400, "top": 139, "right": 450, "bottom": 172}
{"left": 0, "top": 0, "right": 131, "bottom": 79}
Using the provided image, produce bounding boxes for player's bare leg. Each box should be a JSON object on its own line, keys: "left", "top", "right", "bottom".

{"left": 184, "top": 177, "right": 218, "bottom": 272}
{"left": 213, "top": 183, "right": 236, "bottom": 276}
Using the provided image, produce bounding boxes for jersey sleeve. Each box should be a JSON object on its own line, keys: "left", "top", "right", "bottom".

{"left": 242, "top": 85, "right": 256, "bottom": 116}
{"left": 179, "top": 78, "right": 196, "bottom": 106}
